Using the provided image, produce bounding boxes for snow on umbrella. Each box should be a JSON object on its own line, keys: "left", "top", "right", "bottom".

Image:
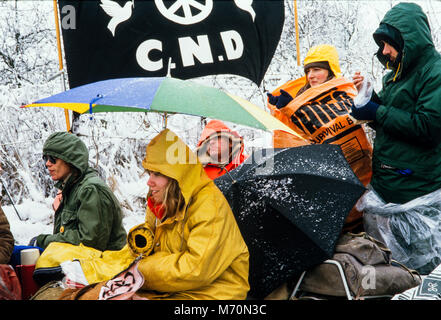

{"left": 22, "top": 77, "right": 303, "bottom": 138}
{"left": 214, "top": 144, "right": 366, "bottom": 298}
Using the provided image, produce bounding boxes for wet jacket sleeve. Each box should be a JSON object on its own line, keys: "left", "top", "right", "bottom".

{"left": 37, "top": 185, "right": 115, "bottom": 251}
{"left": 139, "top": 195, "right": 237, "bottom": 292}
{"left": 0, "top": 205, "right": 14, "bottom": 264}
{"left": 376, "top": 69, "right": 441, "bottom": 147}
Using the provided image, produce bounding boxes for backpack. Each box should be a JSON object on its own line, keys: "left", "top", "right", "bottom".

{"left": 0, "top": 264, "right": 22, "bottom": 300}
{"left": 298, "top": 232, "right": 422, "bottom": 299}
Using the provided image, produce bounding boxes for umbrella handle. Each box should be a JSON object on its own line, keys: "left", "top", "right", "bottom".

{"left": 224, "top": 169, "right": 237, "bottom": 184}
{"left": 89, "top": 94, "right": 103, "bottom": 119}
{"left": 163, "top": 113, "right": 168, "bottom": 129}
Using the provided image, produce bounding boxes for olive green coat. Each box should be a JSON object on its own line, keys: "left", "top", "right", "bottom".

{"left": 36, "top": 132, "right": 126, "bottom": 251}
{"left": 371, "top": 3, "right": 441, "bottom": 203}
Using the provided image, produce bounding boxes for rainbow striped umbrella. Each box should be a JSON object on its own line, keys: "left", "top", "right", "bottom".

{"left": 23, "top": 77, "right": 303, "bottom": 138}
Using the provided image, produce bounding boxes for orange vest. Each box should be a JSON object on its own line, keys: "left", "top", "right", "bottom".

{"left": 268, "top": 77, "right": 373, "bottom": 231}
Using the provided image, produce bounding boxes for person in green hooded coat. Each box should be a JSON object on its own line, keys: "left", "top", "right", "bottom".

{"left": 351, "top": 2, "right": 441, "bottom": 204}
{"left": 29, "top": 132, "right": 127, "bottom": 252}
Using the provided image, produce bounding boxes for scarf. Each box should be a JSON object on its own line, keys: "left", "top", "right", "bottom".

{"left": 147, "top": 197, "right": 165, "bottom": 220}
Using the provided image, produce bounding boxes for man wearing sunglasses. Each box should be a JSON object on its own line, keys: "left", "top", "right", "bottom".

{"left": 29, "top": 132, "right": 127, "bottom": 252}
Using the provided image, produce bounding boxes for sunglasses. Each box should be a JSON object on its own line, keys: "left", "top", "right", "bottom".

{"left": 42, "top": 155, "right": 58, "bottom": 164}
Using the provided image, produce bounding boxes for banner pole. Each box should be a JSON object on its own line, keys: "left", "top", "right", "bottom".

{"left": 53, "top": 0, "right": 71, "bottom": 132}
{"left": 294, "top": 0, "right": 301, "bottom": 66}
{"left": 1, "top": 177, "right": 23, "bottom": 221}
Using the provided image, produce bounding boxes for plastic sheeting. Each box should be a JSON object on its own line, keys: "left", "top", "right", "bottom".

{"left": 357, "top": 187, "right": 441, "bottom": 275}
{"left": 353, "top": 76, "right": 373, "bottom": 108}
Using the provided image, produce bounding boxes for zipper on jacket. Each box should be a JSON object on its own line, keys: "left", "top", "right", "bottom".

{"left": 380, "top": 163, "right": 413, "bottom": 176}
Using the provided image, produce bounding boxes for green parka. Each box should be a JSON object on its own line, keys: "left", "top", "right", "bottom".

{"left": 36, "top": 132, "right": 127, "bottom": 251}
{"left": 371, "top": 3, "right": 441, "bottom": 204}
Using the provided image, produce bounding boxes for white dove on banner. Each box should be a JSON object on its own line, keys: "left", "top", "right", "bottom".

{"left": 233, "top": 0, "right": 255, "bottom": 22}
{"left": 100, "top": 0, "right": 135, "bottom": 36}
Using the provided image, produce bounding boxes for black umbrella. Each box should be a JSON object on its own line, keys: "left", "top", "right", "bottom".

{"left": 214, "top": 145, "right": 366, "bottom": 298}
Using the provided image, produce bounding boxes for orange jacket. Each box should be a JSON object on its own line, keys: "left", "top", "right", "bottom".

{"left": 269, "top": 77, "right": 373, "bottom": 232}
{"left": 267, "top": 45, "right": 373, "bottom": 231}
{"left": 196, "top": 120, "right": 247, "bottom": 180}
{"left": 268, "top": 77, "right": 372, "bottom": 187}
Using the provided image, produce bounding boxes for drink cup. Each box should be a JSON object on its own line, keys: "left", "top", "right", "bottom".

{"left": 16, "top": 248, "right": 41, "bottom": 299}
{"left": 20, "top": 248, "right": 40, "bottom": 265}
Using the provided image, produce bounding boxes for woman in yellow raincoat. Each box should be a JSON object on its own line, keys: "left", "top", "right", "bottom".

{"left": 267, "top": 44, "right": 373, "bottom": 232}
{"left": 35, "top": 129, "right": 250, "bottom": 300}
{"left": 135, "top": 129, "right": 250, "bottom": 299}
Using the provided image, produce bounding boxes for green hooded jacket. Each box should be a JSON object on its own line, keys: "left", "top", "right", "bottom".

{"left": 370, "top": 3, "right": 441, "bottom": 204}
{"left": 36, "top": 132, "right": 127, "bottom": 251}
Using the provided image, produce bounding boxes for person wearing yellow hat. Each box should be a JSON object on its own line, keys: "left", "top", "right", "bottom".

{"left": 267, "top": 44, "right": 373, "bottom": 233}
{"left": 267, "top": 44, "right": 342, "bottom": 108}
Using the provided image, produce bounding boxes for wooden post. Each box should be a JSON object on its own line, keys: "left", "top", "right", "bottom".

{"left": 294, "top": 0, "right": 301, "bottom": 66}
{"left": 53, "top": 0, "right": 71, "bottom": 132}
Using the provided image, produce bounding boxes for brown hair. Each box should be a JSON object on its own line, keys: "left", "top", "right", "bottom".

{"left": 295, "top": 61, "right": 335, "bottom": 97}
{"left": 147, "top": 172, "right": 185, "bottom": 219}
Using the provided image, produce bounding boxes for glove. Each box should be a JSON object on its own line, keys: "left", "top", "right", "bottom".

{"left": 275, "top": 89, "right": 293, "bottom": 109}
{"left": 28, "top": 236, "right": 38, "bottom": 247}
{"left": 266, "top": 92, "right": 279, "bottom": 106}
{"left": 267, "top": 89, "right": 293, "bottom": 109}
{"left": 350, "top": 100, "right": 379, "bottom": 121}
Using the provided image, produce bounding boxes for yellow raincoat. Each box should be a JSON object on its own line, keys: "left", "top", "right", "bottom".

{"left": 36, "top": 129, "right": 250, "bottom": 300}
{"left": 137, "top": 129, "right": 250, "bottom": 299}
